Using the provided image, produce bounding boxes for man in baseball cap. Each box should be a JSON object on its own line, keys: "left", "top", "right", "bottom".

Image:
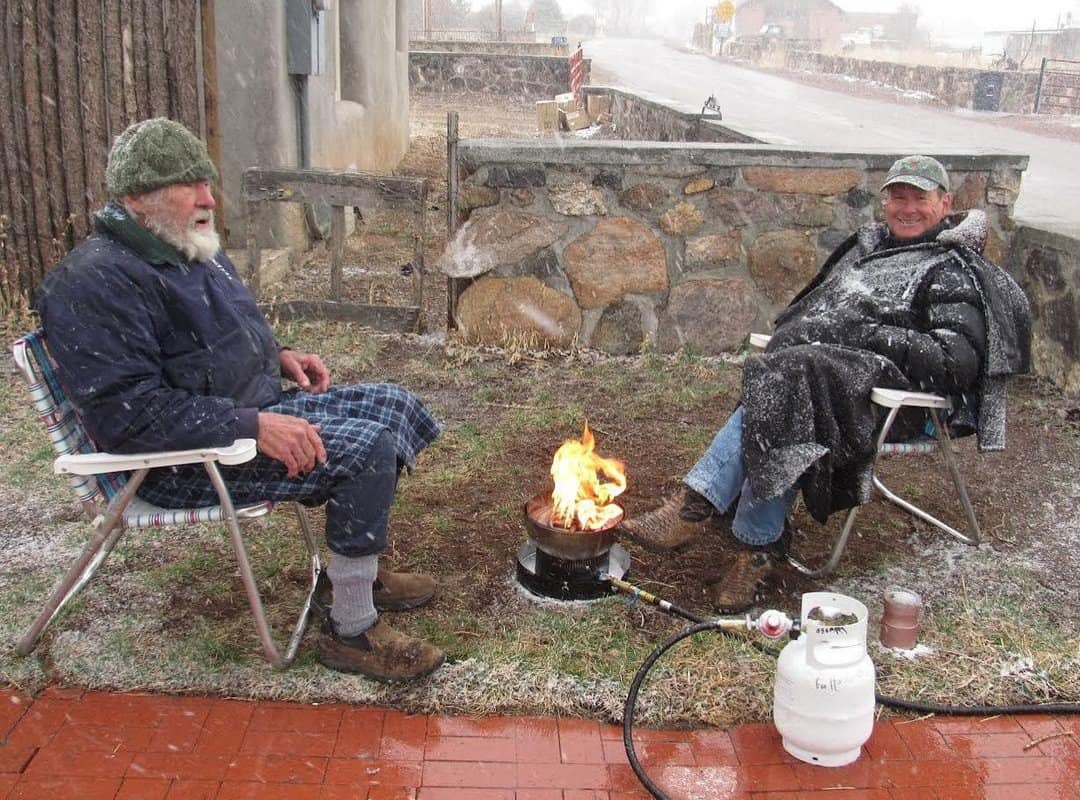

{"left": 623, "top": 152, "right": 1030, "bottom": 613}
{"left": 34, "top": 118, "right": 446, "bottom": 681}
{"left": 878, "top": 154, "right": 954, "bottom": 241}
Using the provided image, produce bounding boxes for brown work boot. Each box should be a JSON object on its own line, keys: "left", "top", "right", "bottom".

{"left": 317, "top": 618, "right": 445, "bottom": 682}
{"left": 619, "top": 489, "right": 714, "bottom": 552}
{"left": 310, "top": 567, "right": 436, "bottom": 620}
{"left": 708, "top": 548, "right": 774, "bottom": 613}
{"left": 373, "top": 568, "right": 436, "bottom": 611}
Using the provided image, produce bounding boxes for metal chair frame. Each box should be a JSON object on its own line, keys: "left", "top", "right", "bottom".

{"left": 748, "top": 334, "right": 981, "bottom": 578}
{"left": 13, "top": 330, "right": 322, "bottom": 669}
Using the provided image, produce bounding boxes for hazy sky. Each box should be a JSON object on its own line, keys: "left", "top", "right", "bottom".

{"left": 486, "top": 0, "right": 1080, "bottom": 44}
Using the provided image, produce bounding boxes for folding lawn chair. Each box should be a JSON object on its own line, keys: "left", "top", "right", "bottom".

{"left": 12, "top": 329, "right": 322, "bottom": 668}
{"left": 749, "top": 333, "right": 981, "bottom": 578}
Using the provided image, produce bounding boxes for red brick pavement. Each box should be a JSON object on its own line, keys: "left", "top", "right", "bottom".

{"left": 0, "top": 687, "right": 1075, "bottom": 799}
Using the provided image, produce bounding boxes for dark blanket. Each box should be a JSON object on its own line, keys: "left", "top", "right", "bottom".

{"left": 741, "top": 210, "right": 1030, "bottom": 523}
{"left": 742, "top": 344, "right": 906, "bottom": 522}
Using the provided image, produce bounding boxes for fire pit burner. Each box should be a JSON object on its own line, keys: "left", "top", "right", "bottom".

{"left": 518, "top": 491, "right": 629, "bottom": 600}
{"left": 516, "top": 540, "right": 629, "bottom": 601}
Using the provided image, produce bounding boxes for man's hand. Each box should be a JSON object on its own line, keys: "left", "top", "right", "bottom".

{"left": 257, "top": 412, "right": 327, "bottom": 478}
{"left": 279, "top": 348, "right": 331, "bottom": 393}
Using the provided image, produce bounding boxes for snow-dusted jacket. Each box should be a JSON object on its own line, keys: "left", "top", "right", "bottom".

{"left": 741, "top": 210, "right": 1031, "bottom": 522}
{"left": 34, "top": 203, "right": 280, "bottom": 453}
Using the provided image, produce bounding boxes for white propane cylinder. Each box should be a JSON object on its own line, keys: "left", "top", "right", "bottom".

{"left": 772, "top": 592, "right": 876, "bottom": 767}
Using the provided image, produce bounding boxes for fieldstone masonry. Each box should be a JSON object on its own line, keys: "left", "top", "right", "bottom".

{"left": 409, "top": 51, "right": 589, "bottom": 99}
{"left": 1009, "top": 226, "right": 1080, "bottom": 394}
{"left": 444, "top": 141, "right": 1047, "bottom": 377}
{"left": 583, "top": 86, "right": 758, "bottom": 144}
{"left": 783, "top": 52, "right": 1040, "bottom": 114}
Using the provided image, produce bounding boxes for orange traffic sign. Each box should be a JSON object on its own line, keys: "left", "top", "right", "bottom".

{"left": 716, "top": 0, "right": 735, "bottom": 23}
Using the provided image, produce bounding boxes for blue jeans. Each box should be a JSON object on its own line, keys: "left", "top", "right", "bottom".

{"left": 684, "top": 406, "right": 797, "bottom": 546}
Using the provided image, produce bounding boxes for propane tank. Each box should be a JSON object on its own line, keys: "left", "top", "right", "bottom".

{"left": 772, "top": 592, "right": 876, "bottom": 767}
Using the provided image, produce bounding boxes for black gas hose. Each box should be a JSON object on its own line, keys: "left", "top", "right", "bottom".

{"left": 622, "top": 618, "right": 1079, "bottom": 800}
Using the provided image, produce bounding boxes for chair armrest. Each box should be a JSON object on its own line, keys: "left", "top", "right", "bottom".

{"left": 749, "top": 333, "right": 772, "bottom": 350}
{"left": 55, "top": 439, "right": 259, "bottom": 476}
{"left": 870, "top": 388, "right": 950, "bottom": 409}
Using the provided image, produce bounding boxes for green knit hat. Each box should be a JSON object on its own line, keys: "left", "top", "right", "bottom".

{"left": 105, "top": 117, "right": 218, "bottom": 197}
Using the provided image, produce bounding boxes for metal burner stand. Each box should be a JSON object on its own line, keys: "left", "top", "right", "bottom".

{"left": 517, "top": 491, "right": 629, "bottom": 601}
{"left": 515, "top": 541, "right": 629, "bottom": 600}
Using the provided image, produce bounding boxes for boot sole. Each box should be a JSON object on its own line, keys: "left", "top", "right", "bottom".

{"left": 317, "top": 650, "right": 446, "bottom": 683}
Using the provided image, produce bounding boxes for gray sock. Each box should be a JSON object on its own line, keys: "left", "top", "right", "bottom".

{"left": 327, "top": 553, "right": 378, "bottom": 637}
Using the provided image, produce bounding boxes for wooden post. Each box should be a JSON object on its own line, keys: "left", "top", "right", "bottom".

{"left": 412, "top": 180, "right": 427, "bottom": 327}
{"left": 1034, "top": 57, "right": 1048, "bottom": 113}
{"left": 446, "top": 111, "right": 459, "bottom": 330}
{"left": 245, "top": 199, "right": 262, "bottom": 297}
{"left": 329, "top": 205, "right": 345, "bottom": 301}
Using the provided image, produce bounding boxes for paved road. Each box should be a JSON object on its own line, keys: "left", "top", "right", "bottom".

{"left": 585, "top": 38, "right": 1080, "bottom": 236}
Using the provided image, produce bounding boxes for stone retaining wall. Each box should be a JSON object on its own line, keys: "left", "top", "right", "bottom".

{"left": 409, "top": 51, "right": 589, "bottom": 98}
{"left": 583, "top": 86, "right": 761, "bottom": 144}
{"left": 784, "top": 51, "right": 1039, "bottom": 113}
{"left": 409, "top": 40, "right": 567, "bottom": 56}
{"left": 1009, "top": 226, "right": 1080, "bottom": 394}
{"left": 444, "top": 142, "right": 1027, "bottom": 361}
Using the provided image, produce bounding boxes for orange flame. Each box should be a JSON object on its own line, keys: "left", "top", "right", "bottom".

{"left": 550, "top": 422, "right": 627, "bottom": 531}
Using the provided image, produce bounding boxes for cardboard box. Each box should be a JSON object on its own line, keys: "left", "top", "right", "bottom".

{"left": 586, "top": 94, "right": 612, "bottom": 123}
{"left": 559, "top": 108, "right": 590, "bottom": 131}
{"left": 536, "top": 100, "right": 559, "bottom": 133}
{"left": 555, "top": 92, "right": 577, "bottom": 113}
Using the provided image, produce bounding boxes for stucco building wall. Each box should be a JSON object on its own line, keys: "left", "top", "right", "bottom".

{"left": 215, "top": 0, "right": 411, "bottom": 245}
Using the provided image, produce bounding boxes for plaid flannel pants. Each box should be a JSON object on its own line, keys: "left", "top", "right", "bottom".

{"left": 136, "top": 383, "right": 441, "bottom": 556}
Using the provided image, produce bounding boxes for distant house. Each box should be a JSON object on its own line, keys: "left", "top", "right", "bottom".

{"left": 990, "top": 26, "right": 1080, "bottom": 67}
{"left": 833, "top": 1, "right": 919, "bottom": 47}
{"left": 733, "top": 0, "right": 917, "bottom": 49}
{"left": 733, "top": 0, "right": 844, "bottom": 46}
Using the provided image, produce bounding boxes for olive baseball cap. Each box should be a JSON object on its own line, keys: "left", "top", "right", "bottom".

{"left": 881, "top": 155, "right": 950, "bottom": 193}
{"left": 105, "top": 117, "right": 218, "bottom": 198}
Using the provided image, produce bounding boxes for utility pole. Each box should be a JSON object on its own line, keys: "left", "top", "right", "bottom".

{"left": 423, "top": 0, "right": 432, "bottom": 39}
{"left": 496, "top": 0, "right": 503, "bottom": 41}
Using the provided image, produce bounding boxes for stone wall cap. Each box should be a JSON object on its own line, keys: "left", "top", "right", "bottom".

{"left": 458, "top": 139, "right": 1030, "bottom": 172}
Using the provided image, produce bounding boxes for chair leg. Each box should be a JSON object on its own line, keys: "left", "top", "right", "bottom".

{"left": 204, "top": 462, "right": 321, "bottom": 669}
{"left": 874, "top": 408, "right": 981, "bottom": 546}
{"left": 785, "top": 504, "right": 861, "bottom": 578}
{"left": 293, "top": 503, "right": 323, "bottom": 627}
{"left": 16, "top": 468, "right": 149, "bottom": 656}
{"left": 784, "top": 405, "right": 904, "bottom": 579}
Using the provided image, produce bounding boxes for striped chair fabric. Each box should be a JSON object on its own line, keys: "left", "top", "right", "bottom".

{"left": 16, "top": 330, "right": 271, "bottom": 528}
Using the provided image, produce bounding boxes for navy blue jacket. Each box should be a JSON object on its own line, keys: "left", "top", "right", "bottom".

{"left": 35, "top": 204, "right": 280, "bottom": 453}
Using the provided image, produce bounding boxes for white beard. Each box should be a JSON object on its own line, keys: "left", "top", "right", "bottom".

{"left": 147, "top": 213, "right": 221, "bottom": 262}
{"left": 131, "top": 191, "right": 221, "bottom": 262}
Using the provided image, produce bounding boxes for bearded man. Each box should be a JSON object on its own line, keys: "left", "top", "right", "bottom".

{"left": 621, "top": 156, "right": 1031, "bottom": 612}
{"left": 35, "top": 118, "right": 444, "bottom": 682}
